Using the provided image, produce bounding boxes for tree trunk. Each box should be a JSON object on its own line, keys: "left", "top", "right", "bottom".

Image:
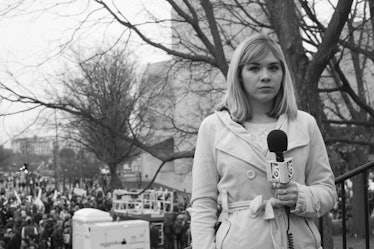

{"left": 351, "top": 173, "right": 366, "bottom": 237}
{"left": 263, "top": 0, "right": 309, "bottom": 102}
{"left": 109, "top": 163, "right": 123, "bottom": 189}
{"left": 321, "top": 214, "right": 334, "bottom": 249}
{"left": 345, "top": 147, "right": 369, "bottom": 238}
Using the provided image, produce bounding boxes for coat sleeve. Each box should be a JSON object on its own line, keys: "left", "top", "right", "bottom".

{"left": 291, "top": 118, "right": 338, "bottom": 218}
{"left": 190, "top": 116, "right": 219, "bottom": 249}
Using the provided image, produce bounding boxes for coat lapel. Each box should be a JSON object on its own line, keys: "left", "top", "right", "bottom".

{"left": 215, "top": 111, "right": 268, "bottom": 173}
{"left": 277, "top": 112, "right": 310, "bottom": 151}
{"left": 215, "top": 111, "right": 310, "bottom": 173}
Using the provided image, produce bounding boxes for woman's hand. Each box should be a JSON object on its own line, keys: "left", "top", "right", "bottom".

{"left": 272, "top": 181, "right": 298, "bottom": 208}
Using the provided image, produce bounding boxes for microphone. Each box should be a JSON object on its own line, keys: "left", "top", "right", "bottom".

{"left": 266, "top": 130, "right": 293, "bottom": 183}
{"left": 267, "top": 129, "right": 288, "bottom": 162}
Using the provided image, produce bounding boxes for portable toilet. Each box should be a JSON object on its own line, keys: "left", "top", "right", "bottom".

{"left": 72, "top": 208, "right": 113, "bottom": 249}
{"left": 88, "top": 220, "right": 150, "bottom": 249}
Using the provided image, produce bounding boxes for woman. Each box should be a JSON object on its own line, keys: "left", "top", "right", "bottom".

{"left": 190, "top": 32, "right": 337, "bottom": 249}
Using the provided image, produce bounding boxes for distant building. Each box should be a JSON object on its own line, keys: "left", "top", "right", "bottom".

{"left": 11, "top": 136, "right": 56, "bottom": 156}
{"left": 10, "top": 136, "right": 79, "bottom": 156}
{"left": 131, "top": 56, "right": 226, "bottom": 194}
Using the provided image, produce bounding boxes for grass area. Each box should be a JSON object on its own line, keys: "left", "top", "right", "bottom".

{"left": 333, "top": 235, "right": 374, "bottom": 249}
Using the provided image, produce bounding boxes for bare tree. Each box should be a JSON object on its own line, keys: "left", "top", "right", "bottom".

{"left": 56, "top": 47, "right": 152, "bottom": 189}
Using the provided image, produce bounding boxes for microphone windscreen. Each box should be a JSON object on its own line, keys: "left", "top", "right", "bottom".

{"left": 267, "top": 129, "right": 288, "bottom": 153}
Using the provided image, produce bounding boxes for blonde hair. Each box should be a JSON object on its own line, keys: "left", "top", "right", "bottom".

{"left": 217, "top": 32, "right": 298, "bottom": 122}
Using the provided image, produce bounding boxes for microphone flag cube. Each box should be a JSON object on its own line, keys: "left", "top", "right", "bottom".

{"left": 266, "top": 158, "right": 293, "bottom": 183}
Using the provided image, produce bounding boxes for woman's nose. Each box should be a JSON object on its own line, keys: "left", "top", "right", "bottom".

{"left": 260, "top": 69, "right": 270, "bottom": 82}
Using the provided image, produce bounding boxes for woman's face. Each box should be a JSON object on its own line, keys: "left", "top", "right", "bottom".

{"left": 240, "top": 52, "right": 283, "bottom": 110}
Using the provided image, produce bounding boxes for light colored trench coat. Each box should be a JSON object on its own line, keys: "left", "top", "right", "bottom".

{"left": 190, "top": 110, "right": 337, "bottom": 249}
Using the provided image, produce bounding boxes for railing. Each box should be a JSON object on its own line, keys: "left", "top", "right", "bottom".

{"left": 320, "top": 160, "right": 374, "bottom": 249}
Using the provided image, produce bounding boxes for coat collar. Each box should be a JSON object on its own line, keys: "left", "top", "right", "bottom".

{"left": 214, "top": 110, "right": 309, "bottom": 173}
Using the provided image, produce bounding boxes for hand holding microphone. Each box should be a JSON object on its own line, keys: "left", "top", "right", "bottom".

{"left": 272, "top": 182, "right": 298, "bottom": 208}
{"left": 267, "top": 130, "right": 298, "bottom": 208}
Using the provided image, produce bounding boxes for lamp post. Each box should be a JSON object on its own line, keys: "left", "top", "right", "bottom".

{"left": 20, "top": 163, "right": 29, "bottom": 195}
{"left": 54, "top": 109, "right": 60, "bottom": 190}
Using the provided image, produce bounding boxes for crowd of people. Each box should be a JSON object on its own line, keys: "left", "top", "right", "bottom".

{"left": 161, "top": 210, "right": 191, "bottom": 249}
{"left": 0, "top": 175, "right": 112, "bottom": 249}
{"left": 0, "top": 172, "right": 192, "bottom": 249}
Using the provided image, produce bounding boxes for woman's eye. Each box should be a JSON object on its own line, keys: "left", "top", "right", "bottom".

{"left": 246, "top": 65, "right": 260, "bottom": 72}
{"left": 269, "top": 65, "right": 281, "bottom": 71}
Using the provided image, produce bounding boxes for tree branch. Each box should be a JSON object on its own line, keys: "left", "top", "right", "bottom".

{"left": 323, "top": 119, "right": 374, "bottom": 128}
{"left": 94, "top": 0, "right": 219, "bottom": 68}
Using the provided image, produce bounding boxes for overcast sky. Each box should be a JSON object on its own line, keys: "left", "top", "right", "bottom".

{"left": 0, "top": 0, "right": 171, "bottom": 146}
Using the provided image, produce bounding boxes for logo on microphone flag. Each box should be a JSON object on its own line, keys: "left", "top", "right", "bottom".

{"left": 266, "top": 158, "right": 294, "bottom": 183}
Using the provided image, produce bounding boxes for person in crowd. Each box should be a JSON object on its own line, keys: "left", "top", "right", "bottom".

{"left": 38, "top": 214, "right": 48, "bottom": 232}
{"left": 38, "top": 219, "right": 54, "bottom": 249}
{"left": 163, "top": 215, "right": 174, "bottom": 249}
{"left": 8, "top": 220, "right": 22, "bottom": 249}
{"left": 63, "top": 226, "right": 72, "bottom": 249}
{"left": 21, "top": 217, "right": 38, "bottom": 248}
{"left": 4, "top": 227, "right": 21, "bottom": 249}
{"left": 180, "top": 213, "right": 190, "bottom": 248}
{"left": 149, "top": 223, "right": 160, "bottom": 249}
{"left": 62, "top": 215, "right": 72, "bottom": 249}
{"left": 190, "top": 32, "right": 337, "bottom": 249}
{"left": 51, "top": 220, "right": 64, "bottom": 249}
{"left": 173, "top": 214, "right": 184, "bottom": 249}
{"left": 3, "top": 228, "right": 12, "bottom": 248}
{"left": 4, "top": 217, "right": 14, "bottom": 230}
{"left": 58, "top": 206, "right": 69, "bottom": 222}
